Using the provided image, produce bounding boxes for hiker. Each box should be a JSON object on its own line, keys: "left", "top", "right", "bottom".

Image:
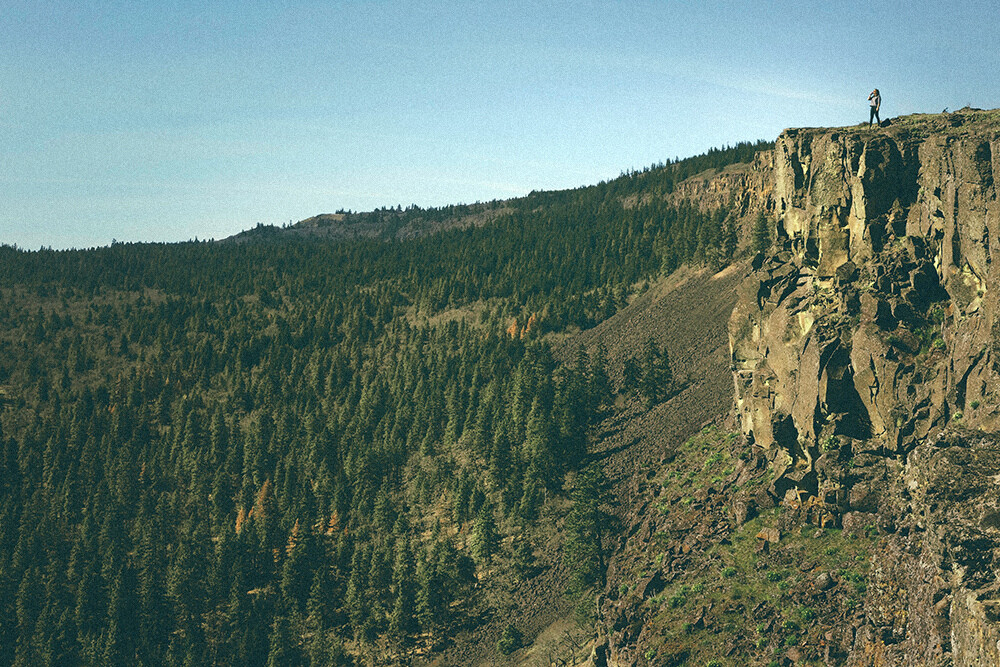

{"left": 868, "top": 89, "right": 881, "bottom": 126}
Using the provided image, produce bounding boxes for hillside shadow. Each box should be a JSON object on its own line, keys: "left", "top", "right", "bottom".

{"left": 588, "top": 436, "right": 642, "bottom": 463}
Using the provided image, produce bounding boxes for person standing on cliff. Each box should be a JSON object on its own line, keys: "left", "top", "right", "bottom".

{"left": 868, "top": 89, "right": 882, "bottom": 126}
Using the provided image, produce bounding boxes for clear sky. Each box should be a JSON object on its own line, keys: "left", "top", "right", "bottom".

{"left": 3, "top": 1, "right": 998, "bottom": 250}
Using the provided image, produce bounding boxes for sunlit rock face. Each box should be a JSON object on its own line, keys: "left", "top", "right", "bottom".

{"left": 728, "top": 109, "right": 1000, "bottom": 666}
{"left": 732, "top": 110, "right": 1000, "bottom": 476}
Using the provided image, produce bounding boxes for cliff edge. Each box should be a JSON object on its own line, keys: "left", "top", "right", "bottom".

{"left": 729, "top": 108, "right": 1000, "bottom": 665}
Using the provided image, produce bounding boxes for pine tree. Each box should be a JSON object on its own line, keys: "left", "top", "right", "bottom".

{"left": 639, "top": 337, "right": 672, "bottom": 407}
{"left": 306, "top": 566, "right": 332, "bottom": 629}
{"left": 589, "top": 343, "right": 612, "bottom": 415}
{"left": 721, "top": 217, "right": 738, "bottom": 261}
{"left": 752, "top": 211, "right": 772, "bottom": 254}
{"left": 306, "top": 630, "right": 349, "bottom": 667}
{"left": 497, "top": 623, "right": 524, "bottom": 655}
{"left": 14, "top": 566, "right": 42, "bottom": 667}
{"left": 366, "top": 544, "right": 391, "bottom": 633}
{"left": 563, "top": 465, "right": 612, "bottom": 590}
{"left": 280, "top": 526, "right": 312, "bottom": 612}
{"left": 388, "top": 538, "right": 417, "bottom": 638}
{"left": 415, "top": 554, "right": 446, "bottom": 632}
{"left": 344, "top": 546, "right": 369, "bottom": 638}
{"left": 511, "top": 534, "right": 536, "bottom": 580}
{"left": 470, "top": 505, "right": 499, "bottom": 565}
{"left": 451, "top": 468, "right": 473, "bottom": 526}
{"left": 266, "top": 614, "right": 299, "bottom": 667}
{"left": 209, "top": 407, "right": 228, "bottom": 466}
{"left": 517, "top": 472, "right": 544, "bottom": 523}
{"left": 524, "top": 397, "right": 556, "bottom": 487}
{"left": 102, "top": 568, "right": 139, "bottom": 666}
{"left": 622, "top": 354, "right": 640, "bottom": 395}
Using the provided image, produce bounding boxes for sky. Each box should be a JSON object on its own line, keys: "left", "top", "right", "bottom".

{"left": 2, "top": 1, "right": 999, "bottom": 250}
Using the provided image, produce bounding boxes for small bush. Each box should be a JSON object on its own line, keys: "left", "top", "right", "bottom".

{"left": 703, "top": 451, "right": 724, "bottom": 469}
{"left": 721, "top": 566, "right": 737, "bottom": 578}
{"left": 497, "top": 624, "right": 523, "bottom": 655}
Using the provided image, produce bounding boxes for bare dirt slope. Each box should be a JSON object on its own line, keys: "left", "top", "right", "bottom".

{"left": 567, "top": 263, "right": 748, "bottom": 481}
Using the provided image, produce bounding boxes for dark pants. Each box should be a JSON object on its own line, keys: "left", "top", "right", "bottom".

{"left": 869, "top": 106, "right": 881, "bottom": 126}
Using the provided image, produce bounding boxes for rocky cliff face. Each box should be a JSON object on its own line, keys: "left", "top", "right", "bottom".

{"left": 852, "top": 429, "right": 1000, "bottom": 666}
{"left": 667, "top": 150, "right": 776, "bottom": 222}
{"left": 729, "top": 108, "right": 1000, "bottom": 665}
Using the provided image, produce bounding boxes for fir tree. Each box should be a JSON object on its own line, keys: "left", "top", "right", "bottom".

{"left": 639, "top": 337, "right": 672, "bottom": 407}
{"left": 563, "top": 465, "right": 613, "bottom": 590}
{"left": 589, "top": 343, "right": 612, "bottom": 415}
{"left": 752, "top": 211, "right": 772, "bottom": 254}
{"left": 470, "top": 505, "right": 499, "bottom": 565}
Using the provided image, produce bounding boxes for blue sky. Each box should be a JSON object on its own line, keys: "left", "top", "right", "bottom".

{"left": 2, "top": 1, "right": 998, "bottom": 249}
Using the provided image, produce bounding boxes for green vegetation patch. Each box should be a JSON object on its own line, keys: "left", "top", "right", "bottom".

{"left": 625, "top": 427, "right": 877, "bottom": 665}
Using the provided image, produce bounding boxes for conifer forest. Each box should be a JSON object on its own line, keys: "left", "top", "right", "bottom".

{"left": 0, "top": 143, "right": 770, "bottom": 666}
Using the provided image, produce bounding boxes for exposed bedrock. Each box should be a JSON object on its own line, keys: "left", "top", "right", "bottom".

{"left": 728, "top": 109, "right": 1000, "bottom": 666}
{"left": 730, "top": 111, "right": 1000, "bottom": 495}
{"left": 847, "top": 430, "right": 1000, "bottom": 666}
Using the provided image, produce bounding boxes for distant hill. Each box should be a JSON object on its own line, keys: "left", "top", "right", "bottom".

{"left": 225, "top": 139, "right": 773, "bottom": 244}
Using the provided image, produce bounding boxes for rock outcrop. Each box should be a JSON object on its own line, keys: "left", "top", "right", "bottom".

{"left": 729, "top": 108, "right": 1000, "bottom": 665}
{"left": 849, "top": 429, "right": 1000, "bottom": 666}
{"left": 666, "top": 150, "right": 776, "bottom": 222}
{"left": 732, "top": 109, "right": 1000, "bottom": 483}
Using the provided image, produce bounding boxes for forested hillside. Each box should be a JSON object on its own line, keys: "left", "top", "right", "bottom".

{"left": 0, "top": 143, "right": 770, "bottom": 667}
{"left": 230, "top": 139, "right": 772, "bottom": 246}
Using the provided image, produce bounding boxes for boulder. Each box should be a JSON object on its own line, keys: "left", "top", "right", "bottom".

{"left": 756, "top": 527, "right": 780, "bottom": 543}
{"left": 814, "top": 571, "right": 836, "bottom": 591}
{"left": 848, "top": 483, "right": 879, "bottom": 513}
